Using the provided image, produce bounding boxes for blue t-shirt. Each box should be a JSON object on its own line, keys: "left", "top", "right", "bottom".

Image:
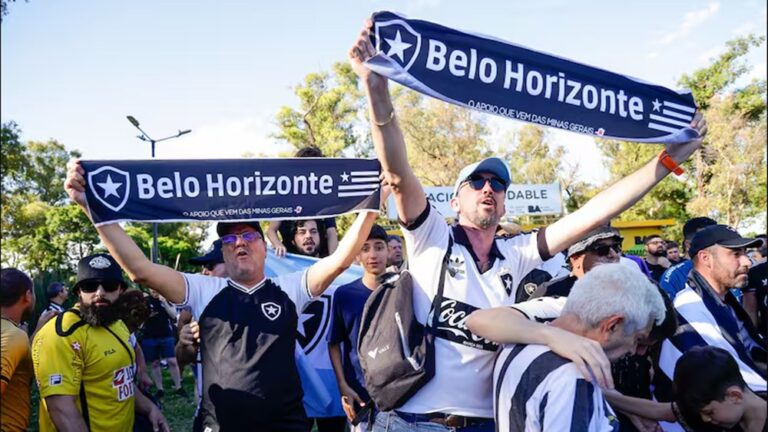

{"left": 327, "top": 278, "right": 371, "bottom": 401}
{"left": 660, "top": 260, "right": 693, "bottom": 299}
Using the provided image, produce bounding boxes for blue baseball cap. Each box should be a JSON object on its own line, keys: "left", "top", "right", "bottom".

{"left": 452, "top": 157, "right": 512, "bottom": 197}
{"left": 189, "top": 239, "right": 224, "bottom": 266}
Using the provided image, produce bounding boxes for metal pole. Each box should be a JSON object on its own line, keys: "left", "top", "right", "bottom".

{"left": 151, "top": 139, "right": 158, "bottom": 263}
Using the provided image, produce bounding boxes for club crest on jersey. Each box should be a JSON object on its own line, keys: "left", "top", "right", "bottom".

{"left": 296, "top": 294, "right": 331, "bottom": 354}
{"left": 261, "top": 302, "right": 282, "bottom": 321}
{"left": 375, "top": 18, "right": 422, "bottom": 72}
{"left": 499, "top": 273, "right": 515, "bottom": 296}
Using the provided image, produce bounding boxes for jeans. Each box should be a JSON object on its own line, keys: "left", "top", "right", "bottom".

{"left": 372, "top": 411, "right": 494, "bottom": 432}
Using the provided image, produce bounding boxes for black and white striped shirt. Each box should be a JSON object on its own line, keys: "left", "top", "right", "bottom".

{"left": 494, "top": 343, "right": 619, "bottom": 432}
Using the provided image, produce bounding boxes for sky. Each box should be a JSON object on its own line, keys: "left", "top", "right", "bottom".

{"left": 2, "top": 0, "right": 766, "bottom": 188}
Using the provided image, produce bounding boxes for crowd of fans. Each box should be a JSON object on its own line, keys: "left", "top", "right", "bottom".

{"left": 1, "top": 22, "right": 767, "bottom": 432}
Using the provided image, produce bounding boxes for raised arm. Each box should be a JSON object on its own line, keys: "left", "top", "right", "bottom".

{"left": 545, "top": 114, "right": 707, "bottom": 255}
{"left": 466, "top": 306, "right": 614, "bottom": 389}
{"left": 266, "top": 221, "right": 287, "bottom": 257}
{"left": 64, "top": 159, "right": 186, "bottom": 304}
{"left": 349, "top": 20, "right": 427, "bottom": 225}
{"left": 305, "top": 211, "right": 378, "bottom": 297}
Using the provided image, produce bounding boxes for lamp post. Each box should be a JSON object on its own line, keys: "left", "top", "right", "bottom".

{"left": 126, "top": 115, "right": 191, "bottom": 263}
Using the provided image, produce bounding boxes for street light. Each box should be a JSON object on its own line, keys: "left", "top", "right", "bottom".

{"left": 126, "top": 115, "right": 192, "bottom": 263}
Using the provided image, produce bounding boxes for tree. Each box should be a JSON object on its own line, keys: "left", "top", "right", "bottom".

{"left": 394, "top": 88, "right": 491, "bottom": 187}
{"left": 594, "top": 34, "right": 767, "bottom": 239}
{"left": 275, "top": 62, "right": 370, "bottom": 157}
{"left": 124, "top": 222, "right": 209, "bottom": 274}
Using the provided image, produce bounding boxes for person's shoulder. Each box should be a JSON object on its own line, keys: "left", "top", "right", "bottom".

{"left": 336, "top": 278, "right": 367, "bottom": 295}
{"left": 1, "top": 320, "right": 28, "bottom": 346}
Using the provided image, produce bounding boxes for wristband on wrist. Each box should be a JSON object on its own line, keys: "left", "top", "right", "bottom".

{"left": 659, "top": 150, "right": 684, "bottom": 176}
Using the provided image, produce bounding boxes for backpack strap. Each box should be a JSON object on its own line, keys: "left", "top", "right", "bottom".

{"left": 55, "top": 309, "right": 88, "bottom": 337}
{"left": 431, "top": 235, "right": 454, "bottom": 331}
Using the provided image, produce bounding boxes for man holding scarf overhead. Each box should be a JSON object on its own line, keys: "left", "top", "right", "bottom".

{"left": 349, "top": 17, "right": 707, "bottom": 432}
{"left": 64, "top": 159, "right": 380, "bottom": 432}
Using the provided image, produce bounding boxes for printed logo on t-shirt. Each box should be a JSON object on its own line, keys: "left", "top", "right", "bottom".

{"left": 296, "top": 294, "right": 331, "bottom": 354}
{"left": 499, "top": 273, "right": 514, "bottom": 296}
{"left": 49, "top": 374, "right": 62, "bottom": 386}
{"left": 261, "top": 302, "right": 282, "bottom": 321}
{"left": 433, "top": 298, "right": 497, "bottom": 351}
{"left": 112, "top": 365, "right": 135, "bottom": 401}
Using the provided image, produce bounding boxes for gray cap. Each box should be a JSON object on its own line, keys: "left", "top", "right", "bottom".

{"left": 567, "top": 225, "right": 623, "bottom": 259}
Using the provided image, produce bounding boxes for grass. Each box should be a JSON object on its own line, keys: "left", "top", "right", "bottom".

{"left": 29, "top": 364, "right": 198, "bottom": 431}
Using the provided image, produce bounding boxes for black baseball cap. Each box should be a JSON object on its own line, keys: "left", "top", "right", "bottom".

{"left": 688, "top": 225, "right": 762, "bottom": 257}
{"left": 189, "top": 239, "right": 224, "bottom": 266}
{"left": 683, "top": 217, "right": 717, "bottom": 240}
{"left": 73, "top": 253, "right": 125, "bottom": 293}
{"left": 46, "top": 282, "right": 65, "bottom": 299}
{"left": 216, "top": 221, "right": 264, "bottom": 238}
{"left": 368, "top": 224, "right": 388, "bottom": 242}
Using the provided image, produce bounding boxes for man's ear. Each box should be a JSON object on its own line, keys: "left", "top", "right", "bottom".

{"left": 599, "top": 314, "right": 624, "bottom": 334}
{"left": 449, "top": 196, "right": 460, "bottom": 213}
{"left": 724, "top": 385, "right": 745, "bottom": 404}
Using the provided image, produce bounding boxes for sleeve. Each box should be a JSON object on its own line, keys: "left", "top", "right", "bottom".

{"left": 539, "top": 370, "right": 594, "bottom": 432}
{"left": 0, "top": 330, "right": 28, "bottom": 385}
{"left": 323, "top": 217, "right": 337, "bottom": 229}
{"left": 32, "top": 325, "right": 83, "bottom": 398}
{"left": 400, "top": 203, "right": 451, "bottom": 257}
{"left": 327, "top": 288, "right": 347, "bottom": 345}
{"left": 175, "top": 273, "right": 227, "bottom": 320}
{"left": 276, "top": 270, "right": 311, "bottom": 313}
{"left": 510, "top": 296, "right": 566, "bottom": 322}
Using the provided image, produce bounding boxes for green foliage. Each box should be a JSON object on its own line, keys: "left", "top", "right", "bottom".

{"left": 395, "top": 88, "right": 491, "bottom": 187}
{"left": 274, "top": 62, "right": 370, "bottom": 157}
{"left": 595, "top": 34, "right": 766, "bottom": 235}
{"left": 125, "top": 222, "right": 209, "bottom": 273}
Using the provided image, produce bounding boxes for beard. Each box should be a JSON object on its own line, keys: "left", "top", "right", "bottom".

{"left": 80, "top": 300, "right": 120, "bottom": 327}
{"left": 650, "top": 249, "right": 666, "bottom": 257}
{"left": 467, "top": 211, "right": 500, "bottom": 230}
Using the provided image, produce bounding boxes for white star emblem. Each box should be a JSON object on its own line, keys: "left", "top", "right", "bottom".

{"left": 266, "top": 304, "right": 278, "bottom": 315}
{"left": 652, "top": 99, "right": 662, "bottom": 112}
{"left": 97, "top": 174, "right": 122, "bottom": 198}
{"left": 504, "top": 278, "right": 512, "bottom": 290}
{"left": 385, "top": 30, "right": 412, "bottom": 62}
{"left": 297, "top": 312, "right": 313, "bottom": 337}
{"left": 340, "top": 172, "right": 350, "bottom": 182}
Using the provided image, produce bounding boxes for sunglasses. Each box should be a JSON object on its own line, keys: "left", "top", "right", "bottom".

{"left": 463, "top": 175, "right": 507, "bottom": 193}
{"left": 220, "top": 231, "right": 262, "bottom": 245}
{"left": 79, "top": 280, "right": 122, "bottom": 293}
{"left": 586, "top": 243, "right": 622, "bottom": 257}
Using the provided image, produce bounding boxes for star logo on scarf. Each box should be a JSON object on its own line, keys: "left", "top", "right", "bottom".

{"left": 97, "top": 174, "right": 122, "bottom": 198}
{"left": 340, "top": 172, "right": 350, "bottom": 182}
{"left": 385, "top": 30, "right": 413, "bottom": 62}
{"left": 652, "top": 99, "right": 662, "bottom": 112}
{"left": 71, "top": 342, "right": 81, "bottom": 351}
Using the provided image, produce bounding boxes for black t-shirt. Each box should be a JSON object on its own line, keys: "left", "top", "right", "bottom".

{"left": 182, "top": 273, "right": 310, "bottom": 432}
{"left": 747, "top": 262, "right": 767, "bottom": 337}
{"left": 142, "top": 297, "right": 175, "bottom": 339}
{"left": 645, "top": 260, "right": 667, "bottom": 282}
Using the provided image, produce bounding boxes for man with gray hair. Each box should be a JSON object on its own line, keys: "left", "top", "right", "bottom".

{"left": 467, "top": 263, "right": 665, "bottom": 432}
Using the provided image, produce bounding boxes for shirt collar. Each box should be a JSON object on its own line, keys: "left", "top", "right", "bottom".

{"left": 451, "top": 223, "right": 504, "bottom": 268}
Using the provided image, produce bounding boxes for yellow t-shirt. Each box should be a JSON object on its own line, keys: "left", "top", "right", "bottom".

{"left": 32, "top": 309, "right": 135, "bottom": 432}
{"left": 1, "top": 317, "right": 32, "bottom": 432}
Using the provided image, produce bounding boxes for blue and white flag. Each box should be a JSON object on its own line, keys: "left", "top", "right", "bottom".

{"left": 81, "top": 158, "right": 381, "bottom": 226}
{"left": 366, "top": 11, "right": 699, "bottom": 144}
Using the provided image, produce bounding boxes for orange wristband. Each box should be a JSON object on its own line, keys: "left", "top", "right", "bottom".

{"left": 659, "top": 150, "right": 684, "bottom": 176}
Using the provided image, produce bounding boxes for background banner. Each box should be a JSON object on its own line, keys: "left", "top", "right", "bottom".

{"left": 367, "top": 11, "right": 699, "bottom": 144}
{"left": 387, "top": 183, "right": 563, "bottom": 220}
{"left": 81, "top": 158, "right": 381, "bottom": 226}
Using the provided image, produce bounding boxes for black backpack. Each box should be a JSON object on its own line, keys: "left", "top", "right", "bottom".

{"left": 357, "top": 236, "right": 453, "bottom": 412}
